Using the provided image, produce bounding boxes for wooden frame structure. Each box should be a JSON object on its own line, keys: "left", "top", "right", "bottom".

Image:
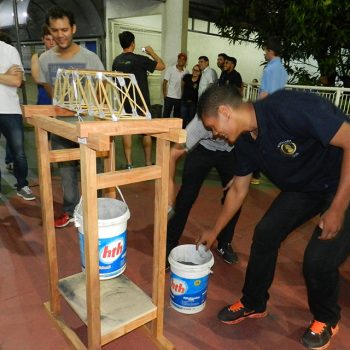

{"left": 54, "top": 69, "right": 151, "bottom": 121}
{"left": 23, "top": 104, "right": 185, "bottom": 349}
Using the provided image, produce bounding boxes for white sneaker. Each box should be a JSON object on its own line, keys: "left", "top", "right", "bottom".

{"left": 17, "top": 186, "right": 36, "bottom": 201}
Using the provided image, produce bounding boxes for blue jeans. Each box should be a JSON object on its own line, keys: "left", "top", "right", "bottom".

{"left": 51, "top": 135, "right": 80, "bottom": 215}
{"left": 241, "top": 191, "right": 350, "bottom": 326}
{"left": 5, "top": 142, "right": 13, "bottom": 164}
{"left": 0, "top": 114, "right": 28, "bottom": 190}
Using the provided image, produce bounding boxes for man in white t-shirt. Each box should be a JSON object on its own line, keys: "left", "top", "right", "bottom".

{"left": 0, "top": 32, "right": 35, "bottom": 200}
{"left": 162, "top": 52, "right": 188, "bottom": 117}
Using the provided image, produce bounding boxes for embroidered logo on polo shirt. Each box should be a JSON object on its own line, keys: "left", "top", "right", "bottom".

{"left": 278, "top": 140, "right": 298, "bottom": 157}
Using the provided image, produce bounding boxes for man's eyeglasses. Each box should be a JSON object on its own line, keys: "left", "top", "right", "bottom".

{"left": 192, "top": 69, "right": 200, "bottom": 72}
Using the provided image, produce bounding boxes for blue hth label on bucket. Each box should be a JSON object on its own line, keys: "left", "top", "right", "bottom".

{"left": 79, "top": 230, "right": 127, "bottom": 278}
{"left": 170, "top": 272, "right": 209, "bottom": 309}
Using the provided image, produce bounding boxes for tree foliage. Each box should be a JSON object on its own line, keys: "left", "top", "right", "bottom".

{"left": 215, "top": 0, "right": 350, "bottom": 85}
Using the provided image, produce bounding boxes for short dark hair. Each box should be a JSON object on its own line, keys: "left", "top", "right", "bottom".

{"left": 119, "top": 31, "right": 135, "bottom": 49}
{"left": 0, "top": 31, "right": 12, "bottom": 45}
{"left": 218, "top": 53, "right": 228, "bottom": 60}
{"left": 197, "top": 84, "right": 242, "bottom": 120}
{"left": 41, "top": 24, "right": 51, "bottom": 38}
{"left": 226, "top": 56, "right": 237, "bottom": 67}
{"left": 264, "top": 37, "right": 282, "bottom": 56}
{"left": 198, "top": 55, "right": 209, "bottom": 62}
{"left": 46, "top": 6, "right": 76, "bottom": 27}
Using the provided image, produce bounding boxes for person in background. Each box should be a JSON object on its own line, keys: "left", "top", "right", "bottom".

{"left": 166, "top": 110, "right": 242, "bottom": 267}
{"left": 197, "top": 84, "right": 350, "bottom": 350}
{"left": 112, "top": 31, "right": 165, "bottom": 169}
{"left": 180, "top": 64, "right": 201, "bottom": 128}
{"left": 162, "top": 52, "right": 188, "bottom": 118}
{"left": 259, "top": 38, "right": 288, "bottom": 99}
{"left": 251, "top": 37, "right": 288, "bottom": 185}
{"left": 0, "top": 31, "right": 36, "bottom": 200}
{"left": 197, "top": 55, "right": 218, "bottom": 98}
{"left": 167, "top": 56, "right": 216, "bottom": 215}
{"left": 219, "top": 56, "right": 243, "bottom": 94}
{"left": 217, "top": 52, "right": 228, "bottom": 74}
{"left": 0, "top": 33, "right": 15, "bottom": 173}
{"left": 31, "top": 24, "right": 55, "bottom": 105}
{"left": 39, "top": 6, "right": 105, "bottom": 227}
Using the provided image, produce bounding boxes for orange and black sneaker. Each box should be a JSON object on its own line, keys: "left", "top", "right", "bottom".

{"left": 217, "top": 300, "right": 267, "bottom": 325}
{"left": 301, "top": 320, "right": 339, "bottom": 350}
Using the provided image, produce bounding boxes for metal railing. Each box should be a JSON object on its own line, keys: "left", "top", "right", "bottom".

{"left": 243, "top": 83, "right": 350, "bottom": 116}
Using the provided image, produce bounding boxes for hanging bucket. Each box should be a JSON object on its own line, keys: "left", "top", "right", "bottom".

{"left": 168, "top": 244, "right": 214, "bottom": 314}
{"left": 74, "top": 188, "right": 130, "bottom": 280}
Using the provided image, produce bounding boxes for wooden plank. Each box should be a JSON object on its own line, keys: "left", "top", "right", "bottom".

{"left": 101, "top": 311, "right": 157, "bottom": 345}
{"left": 96, "top": 166, "right": 161, "bottom": 190}
{"left": 77, "top": 118, "right": 183, "bottom": 138}
{"left": 152, "top": 128, "right": 186, "bottom": 143}
{"left": 151, "top": 138, "right": 170, "bottom": 341}
{"left": 58, "top": 273, "right": 157, "bottom": 344}
{"left": 22, "top": 105, "right": 75, "bottom": 118}
{"left": 35, "top": 127, "right": 61, "bottom": 315}
{"left": 49, "top": 149, "right": 109, "bottom": 163}
{"left": 142, "top": 326, "right": 174, "bottom": 350}
{"left": 102, "top": 138, "right": 116, "bottom": 198}
{"left": 28, "top": 115, "right": 78, "bottom": 143}
{"left": 85, "top": 132, "right": 111, "bottom": 152}
{"left": 79, "top": 145, "right": 101, "bottom": 349}
{"left": 44, "top": 302, "right": 87, "bottom": 350}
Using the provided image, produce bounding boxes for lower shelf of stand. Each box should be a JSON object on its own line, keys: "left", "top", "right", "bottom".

{"left": 58, "top": 272, "right": 157, "bottom": 345}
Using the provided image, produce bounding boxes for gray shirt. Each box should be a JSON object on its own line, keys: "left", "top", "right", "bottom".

{"left": 185, "top": 115, "right": 234, "bottom": 152}
{"left": 39, "top": 46, "right": 104, "bottom": 87}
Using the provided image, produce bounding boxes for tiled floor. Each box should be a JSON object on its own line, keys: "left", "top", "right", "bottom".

{"left": 1, "top": 131, "right": 350, "bottom": 350}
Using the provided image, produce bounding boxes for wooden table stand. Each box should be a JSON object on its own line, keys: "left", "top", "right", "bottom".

{"left": 23, "top": 105, "right": 186, "bottom": 350}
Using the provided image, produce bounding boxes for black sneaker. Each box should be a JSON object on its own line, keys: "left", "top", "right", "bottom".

{"left": 217, "top": 243, "right": 238, "bottom": 264}
{"left": 300, "top": 320, "right": 339, "bottom": 350}
{"left": 218, "top": 300, "right": 267, "bottom": 324}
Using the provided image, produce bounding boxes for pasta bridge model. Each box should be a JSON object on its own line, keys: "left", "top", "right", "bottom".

{"left": 53, "top": 68, "right": 151, "bottom": 121}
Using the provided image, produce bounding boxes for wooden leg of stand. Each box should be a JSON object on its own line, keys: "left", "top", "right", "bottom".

{"left": 80, "top": 144, "right": 101, "bottom": 350}
{"left": 35, "top": 126, "right": 61, "bottom": 316}
{"left": 151, "top": 138, "right": 174, "bottom": 349}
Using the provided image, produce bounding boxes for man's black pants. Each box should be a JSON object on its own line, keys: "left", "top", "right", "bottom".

{"left": 241, "top": 191, "right": 350, "bottom": 326}
{"left": 167, "top": 144, "right": 241, "bottom": 253}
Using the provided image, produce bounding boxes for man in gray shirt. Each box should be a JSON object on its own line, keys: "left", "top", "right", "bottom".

{"left": 166, "top": 110, "right": 241, "bottom": 266}
{"left": 39, "top": 6, "right": 104, "bottom": 228}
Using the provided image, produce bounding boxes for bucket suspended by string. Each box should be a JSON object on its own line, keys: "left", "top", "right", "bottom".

{"left": 74, "top": 188, "right": 130, "bottom": 280}
{"left": 168, "top": 244, "right": 214, "bottom": 314}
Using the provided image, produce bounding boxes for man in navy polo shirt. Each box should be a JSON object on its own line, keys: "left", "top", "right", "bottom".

{"left": 196, "top": 84, "right": 350, "bottom": 350}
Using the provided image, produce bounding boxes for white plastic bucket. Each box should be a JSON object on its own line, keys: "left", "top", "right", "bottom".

{"left": 168, "top": 244, "right": 214, "bottom": 314}
{"left": 74, "top": 192, "right": 130, "bottom": 280}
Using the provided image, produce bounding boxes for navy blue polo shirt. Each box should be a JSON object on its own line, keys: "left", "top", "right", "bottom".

{"left": 234, "top": 90, "right": 348, "bottom": 192}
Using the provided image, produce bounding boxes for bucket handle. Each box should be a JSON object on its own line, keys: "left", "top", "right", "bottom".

{"left": 74, "top": 186, "right": 127, "bottom": 227}
{"left": 115, "top": 186, "right": 126, "bottom": 204}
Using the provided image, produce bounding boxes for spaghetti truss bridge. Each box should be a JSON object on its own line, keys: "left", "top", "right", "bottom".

{"left": 53, "top": 68, "right": 152, "bottom": 121}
